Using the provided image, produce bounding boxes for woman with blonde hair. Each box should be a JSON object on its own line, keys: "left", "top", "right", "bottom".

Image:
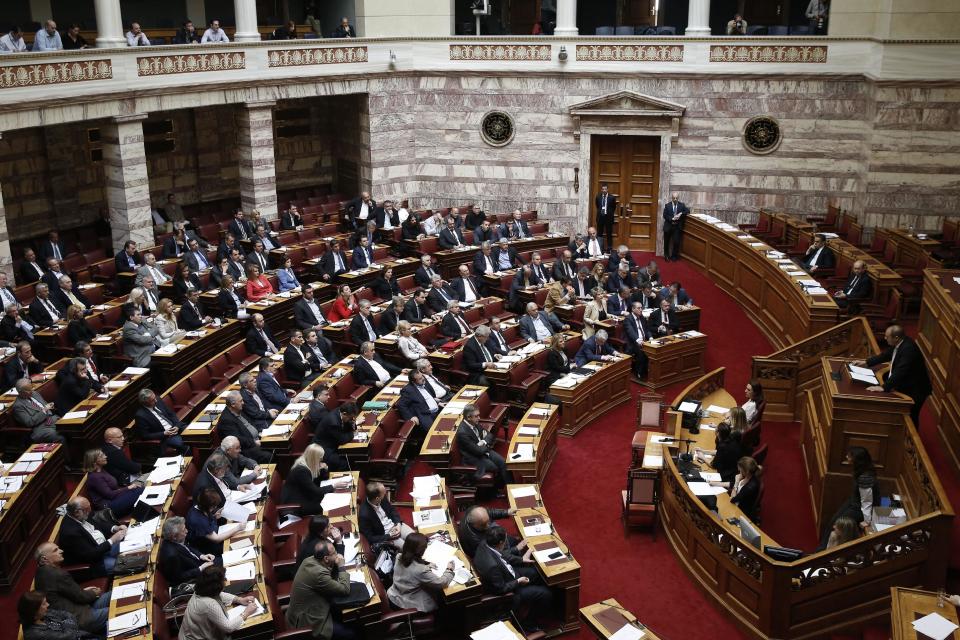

{"left": 83, "top": 448, "right": 143, "bottom": 517}
{"left": 397, "top": 320, "right": 429, "bottom": 362}
{"left": 280, "top": 443, "right": 344, "bottom": 515}
{"left": 245, "top": 264, "right": 273, "bottom": 302}
{"left": 66, "top": 303, "right": 96, "bottom": 343}
{"left": 582, "top": 287, "right": 608, "bottom": 340}
{"left": 155, "top": 298, "right": 185, "bottom": 346}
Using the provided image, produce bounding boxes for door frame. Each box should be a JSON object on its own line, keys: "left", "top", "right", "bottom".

{"left": 569, "top": 91, "right": 685, "bottom": 257}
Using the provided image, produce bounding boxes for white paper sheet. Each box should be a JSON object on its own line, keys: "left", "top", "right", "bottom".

{"left": 523, "top": 522, "right": 553, "bottom": 537}
{"left": 0, "top": 476, "right": 24, "bottom": 493}
{"left": 122, "top": 367, "right": 150, "bottom": 375}
{"left": 510, "top": 485, "right": 537, "bottom": 498}
{"left": 517, "top": 426, "right": 540, "bottom": 436}
{"left": 414, "top": 508, "right": 448, "bottom": 527}
{"left": 222, "top": 546, "right": 258, "bottom": 566}
{"left": 705, "top": 404, "right": 729, "bottom": 415}
{"left": 609, "top": 623, "right": 646, "bottom": 640}
{"left": 912, "top": 612, "right": 959, "bottom": 640}
{"left": 227, "top": 599, "right": 264, "bottom": 623}
{"left": 687, "top": 482, "right": 728, "bottom": 496}
{"left": 532, "top": 547, "right": 564, "bottom": 564}
{"left": 62, "top": 410, "right": 89, "bottom": 420}
{"left": 19, "top": 452, "right": 45, "bottom": 462}
{"left": 221, "top": 500, "right": 252, "bottom": 523}
{"left": 137, "top": 484, "right": 171, "bottom": 506}
{"left": 320, "top": 491, "right": 353, "bottom": 512}
{"left": 224, "top": 561, "right": 256, "bottom": 582}
{"left": 511, "top": 443, "right": 534, "bottom": 460}
{"left": 470, "top": 620, "right": 517, "bottom": 640}
{"left": 110, "top": 581, "right": 146, "bottom": 600}
{"left": 107, "top": 607, "right": 148, "bottom": 637}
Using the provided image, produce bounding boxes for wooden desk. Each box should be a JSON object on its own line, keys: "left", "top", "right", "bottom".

{"left": 409, "top": 234, "right": 568, "bottom": 279}
{"left": 918, "top": 269, "right": 960, "bottom": 475}
{"left": 548, "top": 354, "right": 631, "bottom": 436}
{"left": 890, "top": 587, "right": 960, "bottom": 640}
{"left": 0, "top": 444, "right": 66, "bottom": 587}
{"left": 580, "top": 599, "right": 663, "bottom": 639}
{"left": 505, "top": 403, "right": 560, "bottom": 484}
{"left": 106, "top": 572, "right": 152, "bottom": 637}
{"left": 641, "top": 330, "right": 707, "bottom": 389}
{"left": 419, "top": 386, "right": 489, "bottom": 467}
{"left": 681, "top": 214, "right": 838, "bottom": 349}
{"left": 149, "top": 318, "right": 244, "bottom": 389}
{"left": 880, "top": 228, "right": 944, "bottom": 268}
{"left": 507, "top": 483, "right": 581, "bottom": 633}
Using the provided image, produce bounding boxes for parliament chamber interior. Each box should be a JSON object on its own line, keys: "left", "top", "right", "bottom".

{"left": 0, "top": 1, "right": 959, "bottom": 639}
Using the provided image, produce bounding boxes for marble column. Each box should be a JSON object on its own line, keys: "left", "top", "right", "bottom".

{"left": 0, "top": 137, "right": 13, "bottom": 282}
{"left": 233, "top": 0, "right": 261, "bottom": 43}
{"left": 237, "top": 101, "right": 278, "bottom": 220}
{"left": 685, "top": 0, "right": 712, "bottom": 35}
{"left": 101, "top": 115, "right": 155, "bottom": 253}
{"left": 94, "top": 0, "right": 126, "bottom": 48}
{"left": 554, "top": 0, "right": 579, "bottom": 36}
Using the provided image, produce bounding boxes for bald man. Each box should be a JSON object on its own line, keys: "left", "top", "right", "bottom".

{"left": 834, "top": 260, "right": 873, "bottom": 311}
{"left": 34, "top": 541, "right": 111, "bottom": 634}
{"left": 102, "top": 427, "right": 143, "bottom": 486}
{"left": 456, "top": 504, "right": 520, "bottom": 558}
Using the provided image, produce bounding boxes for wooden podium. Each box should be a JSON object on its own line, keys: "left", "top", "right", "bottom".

{"left": 801, "top": 357, "right": 914, "bottom": 529}
{"left": 641, "top": 330, "right": 707, "bottom": 389}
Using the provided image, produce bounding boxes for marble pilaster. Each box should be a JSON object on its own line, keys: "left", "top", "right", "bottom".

{"left": 233, "top": 0, "right": 262, "bottom": 43}
{"left": 236, "top": 101, "right": 278, "bottom": 219}
{"left": 94, "top": 0, "right": 126, "bottom": 48}
{"left": 686, "top": 0, "right": 712, "bottom": 35}
{"left": 101, "top": 115, "right": 155, "bottom": 252}
{"left": 554, "top": 0, "right": 579, "bottom": 37}
{"left": 0, "top": 137, "right": 13, "bottom": 282}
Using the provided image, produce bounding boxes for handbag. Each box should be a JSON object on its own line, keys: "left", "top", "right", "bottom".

{"left": 331, "top": 580, "right": 372, "bottom": 609}
{"left": 89, "top": 507, "right": 119, "bottom": 531}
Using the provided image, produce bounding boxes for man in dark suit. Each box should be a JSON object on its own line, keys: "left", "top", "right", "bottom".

{"left": 473, "top": 220, "right": 499, "bottom": 246}
{"left": 256, "top": 357, "right": 291, "bottom": 411}
{"left": 636, "top": 261, "right": 662, "bottom": 288}
{"left": 318, "top": 239, "right": 349, "bottom": 282}
{"left": 508, "top": 210, "right": 531, "bottom": 239}
{"left": 492, "top": 238, "right": 523, "bottom": 272}
{"left": 374, "top": 201, "right": 399, "bottom": 229}
{"left": 228, "top": 209, "right": 255, "bottom": 241}
{"left": 226, "top": 248, "right": 247, "bottom": 280}
{"left": 623, "top": 302, "right": 651, "bottom": 379}
{"left": 284, "top": 330, "right": 320, "bottom": 388}
{"left": 304, "top": 329, "right": 334, "bottom": 371}
{"left": 595, "top": 184, "right": 617, "bottom": 248}
{"left": 41, "top": 258, "right": 68, "bottom": 292}
{"left": 314, "top": 401, "right": 357, "bottom": 471}
{"left": 114, "top": 240, "right": 141, "bottom": 275}
{"left": 518, "top": 302, "right": 566, "bottom": 343}
{"left": 331, "top": 16, "right": 357, "bottom": 38}
{"left": 58, "top": 497, "right": 126, "bottom": 574}
{"left": 246, "top": 240, "right": 269, "bottom": 274}
{"left": 403, "top": 289, "right": 432, "bottom": 323}
{"left": 473, "top": 526, "right": 552, "bottom": 630}
{"left": 179, "top": 289, "right": 212, "bottom": 330}
{"left": 485, "top": 317, "right": 513, "bottom": 357}
{"left": 191, "top": 454, "right": 231, "bottom": 502}
{"left": 217, "top": 391, "right": 272, "bottom": 463}
{"left": 413, "top": 255, "right": 441, "bottom": 289}
{"left": 163, "top": 228, "right": 188, "bottom": 259}
{"left": 658, "top": 281, "right": 693, "bottom": 306}
{"left": 649, "top": 298, "right": 680, "bottom": 336}
{"left": 508, "top": 265, "right": 536, "bottom": 312}
{"left": 239, "top": 371, "right": 277, "bottom": 430}
{"left": 802, "top": 233, "right": 836, "bottom": 274}
{"left": 440, "top": 300, "right": 473, "bottom": 340}
{"left": 133, "top": 389, "right": 189, "bottom": 455}
{"left": 528, "top": 253, "right": 552, "bottom": 285}
{"left": 438, "top": 217, "right": 467, "bottom": 249}
{"left": 214, "top": 437, "right": 259, "bottom": 489}
{"left": 455, "top": 403, "right": 510, "bottom": 490}
{"left": 216, "top": 233, "right": 238, "bottom": 262}
{"left": 38, "top": 231, "right": 67, "bottom": 263}
{"left": 353, "top": 341, "right": 401, "bottom": 388}
{"left": 50, "top": 275, "right": 90, "bottom": 315}
{"left": 415, "top": 359, "right": 454, "bottom": 402}
{"left": 568, "top": 233, "right": 590, "bottom": 260}
{"left": 183, "top": 238, "right": 212, "bottom": 272}
{"left": 354, "top": 220, "right": 382, "bottom": 249}
{"left": 397, "top": 370, "right": 440, "bottom": 437}
{"left": 245, "top": 313, "right": 280, "bottom": 356}
{"left": 5, "top": 340, "right": 42, "bottom": 388}
{"left": 358, "top": 481, "right": 412, "bottom": 549}
{"left": 350, "top": 236, "right": 376, "bottom": 270}
{"left": 606, "top": 286, "right": 632, "bottom": 317}
{"left": 19, "top": 247, "right": 47, "bottom": 284}
{"left": 571, "top": 267, "right": 597, "bottom": 300}
{"left": 862, "top": 324, "right": 932, "bottom": 426}
{"left": 348, "top": 299, "right": 380, "bottom": 345}
{"left": 552, "top": 249, "right": 577, "bottom": 282}
{"left": 157, "top": 518, "right": 215, "bottom": 586}
{"left": 1, "top": 304, "right": 34, "bottom": 346}
{"left": 103, "top": 428, "right": 142, "bottom": 486}
{"left": 452, "top": 264, "right": 483, "bottom": 302}
{"left": 280, "top": 205, "right": 303, "bottom": 230}
{"left": 834, "top": 260, "right": 873, "bottom": 310}
{"left": 605, "top": 263, "right": 637, "bottom": 293}
{"left": 34, "top": 541, "right": 111, "bottom": 635}
{"left": 426, "top": 276, "right": 458, "bottom": 314}
{"left": 29, "top": 282, "right": 62, "bottom": 328}
{"left": 308, "top": 385, "right": 332, "bottom": 438}
{"left": 294, "top": 285, "right": 328, "bottom": 331}
{"left": 575, "top": 329, "right": 620, "bottom": 366}
{"left": 463, "top": 326, "right": 495, "bottom": 386}
{"left": 473, "top": 242, "right": 498, "bottom": 278}
{"left": 662, "top": 192, "right": 690, "bottom": 261}
{"left": 585, "top": 227, "right": 607, "bottom": 258}
{"left": 633, "top": 282, "right": 660, "bottom": 310}
{"left": 608, "top": 246, "right": 638, "bottom": 273}
{"left": 347, "top": 191, "right": 375, "bottom": 230}
{"left": 457, "top": 505, "right": 520, "bottom": 558}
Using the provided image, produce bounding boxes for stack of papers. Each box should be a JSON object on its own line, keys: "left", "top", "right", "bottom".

{"left": 260, "top": 424, "right": 291, "bottom": 437}
{"left": 122, "top": 367, "right": 150, "bottom": 375}
{"left": 847, "top": 364, "right": 879, "bottom": 385}
{"left": 414, "top": 508, "right": 448, "bottom": 527}
{"left": 320, "top": 491, "right": 353, "bottom": 512}
{"left": 119, "top": 537, "right": 152, "bottom": 553}
{"left": 705, "top": 404, "right": 729, "bottom": 415}
{"left": 470, "top": 621, "right": 517, "bottom": 640}
{"left": 911, "top": 612, "right": 958, "bottom": 640}
{"left": 105, "top": 380, "right": 128, "bottom": 390}
{"left": 107, "top": 607, "right": 148, "bottom": 637}
{"left": 8, "top": 460, "right": 41, "bottom": 474}
{"left": 222, "top": 546, "right": 258, "bottom": 566}
{"left": 229, "top": 484, "right": 265, "bottom": 504}
{"left": 510, "top": 486, "right": 537, "bottom": 499}
{"left": 517, "top": 426, "right": 540, "bottom": 437}
{"left": 62, "top": 410, "right": 89, "bottom": 420}
{"left": 221, "top": 500, "right": 254, "bottom": 523}
{"left": 641, "top": 454, "right": 663, "bottom": 468}
{"left": 687, "top": 482, "right": 728, "bottom": 496}
{"left": 110, "top": 581, "right": 146, "bottom": 601}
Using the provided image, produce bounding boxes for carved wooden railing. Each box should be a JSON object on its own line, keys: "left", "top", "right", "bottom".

{"left": 750, "top": 317, "right": 879, "bottom": 421}
{"left": 660, "top": 369, "right": 953, "bottom": 640}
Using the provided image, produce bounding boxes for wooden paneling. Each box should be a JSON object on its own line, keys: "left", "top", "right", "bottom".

{"left": 590, "top": 135, "right": 660, "bottom": 251}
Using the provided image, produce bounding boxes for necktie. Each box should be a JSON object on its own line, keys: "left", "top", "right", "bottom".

{"left": 0, "top": 289, "right": 14, "bottom": 307}
{"left": 66, "top": 289, "right": 82, "bottom": 307}
{"left": 260, "top": 329, "right": 277, "bottom": 352}
{"left": 43, "top": 299, "right": 58, "bottom": 320}
{"left": 364, "top": 316, "right": 376, "bottom": 341}
{"left": 467, "top": 279, "right": 478, "bottom": 298}
{"left": 238, "top": 413, "right": 258, "bottom": 438}
{"left": 848, "top": 276, "right": 859, "bottom": 293}
{"left": 602, "top": 194, "right": 607, "bottom": 211}
{"left": 152, "top": 408, "right": 173, "bottom": 430}
{"left": 257, "top": 254, "right": 266, "bottom": 271}
{"left": 88, "top": 358, "right": 98, "bottom": 377}
{"left": 151, "top": 267, "right": 164, "bottom": 283}
{"left": 427, "top": 268, "right": 435, "bottom": 280}
{"left": 437, "top": 288, "right": 450, "bottom": 303}
{"left": 53, "top": 243, "right": 61, "bottom": 260}
{"left": 485, "top": 256, "right": 494, "bottom": 272}
{"left": 479, "top": 339, "right": 491, "bottom": 362}
{"left": 32, "top": 263, "right": 43, "bottom": 277}
{"left": 32, "top": 396, "right": 45, "bottom": 410}
{"left": 197, "top": 252, "right": 208, "bottom": 269}
{"left": 238, "top": 223, "right": 248, "bottom": 240}
{"left": 455, "top": 315, "right": 469, "bottom": 335}
{"left": 334, "top": 253, "right": 343, "bottom": 271}
{"left": 636, "top": 316, "right": 645, "bottom": 339}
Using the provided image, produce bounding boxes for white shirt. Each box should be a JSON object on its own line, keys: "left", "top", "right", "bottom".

{"left": 370, "top": 501, "right": 394, "bottom": 531}
{"left": 399, "top": 336, "right": 428, "bottom": 361}
{"left": 126, "top": 31, "right": 151, "bottom": 46}
{"left": 148, "top": 265, "right": 168, "bottom": 284}
{"left": 482, "top": 255, "right": 495, "bottom": 274}
{"left": 359, "top": 203, "right": 369, "bottom": 220}
{"left": 415, "top": 384, "right": 439, "bottom": 412}
{"left": 531, "top": 315, "right": 551, "bottom": 341}
{"left": 0, "top": 287, "right": 17, "bottom": 308}
{"left": 742, "top": 400, "right": 757, "bottom": 424}
{"left": 201, "top": 28, "right": 230, "bottom": 43}
{"left": 425, "top": 374, "right": 447, "bottom": 399}
{"left": 588, "top": 238, "right": 602, "bottom": 257}
{"left": 808, "top": 246, "right": 824, "bottom": 266}
{"left": 423, "top": 216, "right": 442, "bottom": 235}
{"left": 462, "top": 278, "right": 478, "bottom": 303}
{"left": 72, "top": 517, "right": 106, "bottom": 545}
{"left": 0, "top": 33, "right": 26, "bottom": 52}
{"left": 397, "top": 208, "right": 410, "bottom": 223}
{"left": 365, "top": 356, "right": 391, "bottom": 383}
{"left": 305, "top": 300, "right": 324, "bottom": 325}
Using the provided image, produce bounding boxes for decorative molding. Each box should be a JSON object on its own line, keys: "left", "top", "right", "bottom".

{"left": 742, "top": 115, "right": 783, "bottom": 155}
{"left": 568, "top": 90, "right": 687, "bottom": 141}
{"left": 268, "top": 46, "right": 368, "bottom": 67}
{"left": 136, "top": 52, "right": 246, "bottom": 76}
{"left": 479, "top": 111, "right": 516, "bottom": 147}
{"left": 709, "top": 45, "right": 828, "bottom": 63}
{"left": 0, "top": 59, "right": 112, "bottom": 89}
{"left": 576, "top": 44, "right": 684, "bottom": 62}
{"left": 449, "top": 44, "right": 551, "bottom": 61}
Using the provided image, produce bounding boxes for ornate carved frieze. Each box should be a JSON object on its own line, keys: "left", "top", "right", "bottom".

{"left": 709, "top": 45, "right": 828, "bottom": 64}
{"left": 136, "top": 52, "right": 245, "bottom": 76}
{"left": 268, "top": 46, "right": 368, "bottom": 67}
{"left": 449, "top": 44, "right": 551, "bottom": 61}
{"left": 0, "top": 59, "right": 112, "bottom": 89}
{"left": 576, "top": 44, "right": 684, "bottom": 62}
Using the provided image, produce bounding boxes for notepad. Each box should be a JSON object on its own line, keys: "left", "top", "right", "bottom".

{"left": 19, "top": 452, "right": 45, "bottom": 462}
{"left": 111, "top": 581, "right": 146, "bottom": 601}
{"left": 8, "top": 460, "right": 41, "bottom": 474}
{"left": 62, "top": 410, "right": 89, "bottom": 420}
{"left": 222, "top": 546, "right": 258, "bottom": 566}
{"left": 107, "top": 607, "right": 148, "bottom": 637}
{"left": 523, "top": 522, "right": 552, "bottom": 537}
{"left": 225, "top": 561, "right": 256, "bottom": 582}
{"left": 122, "top": 367, "right": 150, "bottom": 375}
{"left": 687, "top": 482, "right": 728, "bottom": 496}
{"left": 912, "top": 612, "right": 959, "bottom": 640}
{"left": 510, "top": 485, "right": 537, "bottom": 498}
{"left": 532, "top": 547, "right": 565, "bottom": 563}
{"left": 138, "top": 484, "right": 171, "bottom": 506}
{"left": 511, "top": 443, "right": 534, "bottom": 460}
{"left": 414, "top": 508, "right": 448, "bottom": 527}
{"left": 517, "top": 426, "right": 540, "bottom": 437}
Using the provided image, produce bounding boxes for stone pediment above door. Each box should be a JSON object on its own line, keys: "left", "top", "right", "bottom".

{"left": 568, "top": 91, "right": 686, "bottom": 139}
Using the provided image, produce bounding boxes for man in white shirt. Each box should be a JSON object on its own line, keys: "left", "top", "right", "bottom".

{"left": 33, "top": 20, "right": 62, "bottom": 51}
{"left": 136, "top": 252, "right": 169, "bottom": 288}
{"left": 126, "top": 22, "right": 150, "bottom": 46}
{"left": 414, "top": 358, "right": 453, "bottom": 402}
{"left": 586, "top": 226, "right": 605, "bottom": 258}
{"left": 422, "top": 211, "right": 444, "bottom": 236}
{"left": 201, "top": 19, "right": 230, "bottom": 43}
{"left": 355, "top": 341, "right": 400, "bottom": 388}
{"left": 0, "top": 27, "right": 26, "bottom": 53}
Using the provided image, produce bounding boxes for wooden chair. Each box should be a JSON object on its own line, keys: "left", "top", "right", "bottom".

{"left": 631, "top": 392, "right": 664, "bottom": 466}
{"left": 621, "top": 467, "right": 659, "bottom": 537}
{"left": 753, "top": 443, "right": 769, "bottom": 466}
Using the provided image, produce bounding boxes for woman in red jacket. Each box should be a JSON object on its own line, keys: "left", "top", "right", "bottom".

{"left": 245, "top": 264, "right": 273, "bottom": 302}
{"left": 327, "top": 284, "right": 358, "bottom": 322}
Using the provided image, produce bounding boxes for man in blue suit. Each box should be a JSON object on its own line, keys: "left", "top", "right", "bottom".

{"left": 518, "top": 302, "right": 567, "bottom": 343}
{"left": 396, "top": 370, "right": 440, "bottom": 437}
{"left": 574, "top": 329, "right": 621, "bottom": 366}
{"left": 256, "top": 357, "right": 290, "bottom": 411}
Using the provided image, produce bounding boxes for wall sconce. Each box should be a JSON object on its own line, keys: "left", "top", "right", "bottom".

{"left": 558, "top": 45, "right": 568, "bottom": 62}
{"left": 388, "top": 50, "right": 397, "bottom": 69}
{"left": 573, "top": 167, "right": 579, "bottom": 192}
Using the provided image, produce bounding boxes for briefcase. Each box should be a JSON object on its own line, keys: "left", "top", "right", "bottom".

{"left": 332, "top": 580, "right": 372, "bottom": 609}
{"left": 115, "top": 548, "right": 150, "bottom": 575}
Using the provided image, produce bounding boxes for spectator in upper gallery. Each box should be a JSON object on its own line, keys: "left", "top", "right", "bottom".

{"left": 273, "top": 20, "right": 299, "bottom": 40}
{"left": 0, "top": 26, "right": 26, "bottom": 53}
{"left": 806, "top": 0, "right": 829, "bottom": 34}
{"left": 174, "top": 20, "right": 202, "bottom": 44}
{"left": 331, "top": 16, "right": 356, "bottom": 38}
{"left": 126, "top": 22, "right": 150, "bottom": 46}
{"left": 62, "top": 24, "right": 89, "bottom": 49}
{"left": 726, "top": 13, "right": 748, "bottom": 35}
{"left": 33, "top": 20, "right": 63, "bottom": 51}
{"left": 201, "top": 18, "right": 230, "bottom": 43}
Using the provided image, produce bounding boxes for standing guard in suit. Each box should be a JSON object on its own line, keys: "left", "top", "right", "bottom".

{"left": 662, "top": 192, "right": 690, "bottom": 261}
{"left": 623, "top": 301, "right": 651, "bottom": 379}
{"left": 595, "top": 183, "right": 617, "bottom": 249}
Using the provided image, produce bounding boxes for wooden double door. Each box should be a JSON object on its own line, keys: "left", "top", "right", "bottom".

{"left": 590, "top": 135, "right": 660, "bottom": 251}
